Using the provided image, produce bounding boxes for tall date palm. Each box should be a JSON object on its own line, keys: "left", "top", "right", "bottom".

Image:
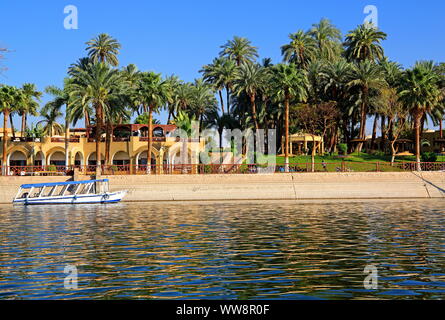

{"left": 233, "top": 63, "right": 270, "bottom": 130}
{"left": 272, "top": 64, "right": 308, "bottom": 171}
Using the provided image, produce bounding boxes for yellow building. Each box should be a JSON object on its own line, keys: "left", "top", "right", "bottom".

{"left": 0, "top": 124, "right": 204, "bottom": 175}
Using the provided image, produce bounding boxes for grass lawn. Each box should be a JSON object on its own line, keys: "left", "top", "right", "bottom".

{"left": 273, "top": 153, "right": 429, "bottom": 172}
{"left": 248, "top": 153, "right": 445, "bottom": 172}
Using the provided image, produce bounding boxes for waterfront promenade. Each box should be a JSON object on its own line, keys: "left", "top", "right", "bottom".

{"left": 1, "top": 172, "right": 444, "bottom": 203}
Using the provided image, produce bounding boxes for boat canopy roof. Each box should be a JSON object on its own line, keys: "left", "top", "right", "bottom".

{"left": 20, "top": 179, "right": 109, "bottom": 189}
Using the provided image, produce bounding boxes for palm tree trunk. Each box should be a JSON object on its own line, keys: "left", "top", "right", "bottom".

{"left": 84, "top": 110, "right": 90, "bottom": 129}
{"left": 218, "top": 90, "right": 225, "bottom": 114}
{"left": 250, "top": 94, "right": 259, "bottom": 130}
{"left": 9, "top": 113, "right": 15, "bottom": 139}
{"left": 380, "top": 116, "right": 386, "bottom": 151}
{"left": 2, "top": 110, "right": 9, "bottom": 175}
{"left": 357, "top": 101, "right": 367, "bottom": 153}
{"left": 65, "top": 115, "right": 70, "bottom": 170}
{"left": 95, "top": 105, "right": 102, "bottom": 176}
{"left": 219, "top": 130, "right": 224, "bottom": 172}
{"left": 147, "top": 106, "right": 153, "bottom": 174}
{"left": 440, "top": 117, "right": 443, "bottom": 139}
{"left": 105, "top": 121, "right": 112, "bottom": 165}
{"left": 420, "top": 114, "right": 426, "bottom": 136}
{"left": 371, "top": 114, "right": 378, "bottom": 150}
{"left": 414, "top": 110, "right": 422, "bottom": 171}
{"left": 21, "top": 114, "right": 26, "bottom": 138}
{"left": 226, "top": 86, "right": 230, "bottom": 115}
{"left": 284, "top": 96, "right": 290, "bottom": 172}
{"left": 167, "top": 110, "right": 172, "bottom": 124}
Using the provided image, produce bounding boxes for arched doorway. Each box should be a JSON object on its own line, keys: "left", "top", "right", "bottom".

{"left": 34, "top": 151, "right": 45, "bottom": 167}
{"left": 112, "top": 151, "right": 130, "bottom": 166}
{"left": 9, "top": 150, "right": 27, "bottom": 167}
{"left": 74, "top": 152, "right": 84, "bottom": 167}
{"left": 168, "top": 147, "right": 193, "bottom": 174}
{"left": 48, "top": 151, "right": 66, "bottom": 166}
{"left": 136, "top": 151, "right": 157, "bottom": 173}
{"left": 8, "top": 150, "right": 27, "bottom": 175}
{"left": 110, "top": 151, "right": 131, "bottom": 174}
{"left": 87, "top": 152, "right": 105, "bottom": 166}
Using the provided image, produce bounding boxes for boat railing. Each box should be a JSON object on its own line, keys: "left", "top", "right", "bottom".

{"left": 13, "top": 179, "right": 110, "bottom": 202}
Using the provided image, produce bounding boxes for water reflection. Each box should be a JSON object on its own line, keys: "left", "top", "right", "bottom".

{"left": 0, "top": 200, "right": 444, "bottom": 299}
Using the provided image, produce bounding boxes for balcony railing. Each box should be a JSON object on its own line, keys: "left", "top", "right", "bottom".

{"left": 139, "top": 137, "right": 166, "bottom": 142}
{"left": 4, "top": 137, "right": 41, "bottom": 142}
{"left": 51, "top": 137, "right": 80, "bottom": 143}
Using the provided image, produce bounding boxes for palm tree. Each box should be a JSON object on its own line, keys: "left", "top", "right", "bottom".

{"left": 0, "top": 85, "right": 22, "bottom": 175}
{"left": 164, "top": 75, "right": 182, "bottom": 123}
{"left": 375, "top": 86, "right": 408, "bottom": 163}
{"left": 188, "top": 79, "right": 218, "bottom": 128}
{"left": 348, "top": 61, "right": 387, "bottom": 152}
{"left": 344, "top": 24, "right": 387, "bottom": 62}
{"left": 218, "top": 58, "right": 238, "bottom": 114}
{"left": 272, "top": 64, "right": 309, "bottom": 171}
{"left": 379, "top": 59, "right": 403, "bottom": 149}
{"left": 220, "top": 36, "right": 259, "bottom": 66}
{"left": 201, "top": 58, "right": 227, "bottom": 114}
{"left": 399, "top": 63, "right": 441, "bottom": 170}
{"left": 19, "top": 83, "right": 41, "bottom": 137}
{"left": 37, "top": 107, "right": 64, "bottom": 137}
{"left": 174, "top": 82, "right": 193, "bottom": 115}
{"left": 104, "top": 92, "right": 131, "bottom": 164}
{"left": 281, "top": 30, "right": 317, "bottom": 69}
{"left": 86, "top": 33, "right": 121, "bottom": 66}
{"left": 434, "top": 62, "right": 445, "bottom": 138}
{"left": 45, "top": 79, "right": 73, "bottom": 167}
{"left": 233, "top": 62, "right": 270, "bottom": 130}
{"left": 320, "top": 59, "right": 354, "bottom": 151}
{"left": 309, "top": 18, "right": 342, "bottom": 61}
{"left": 201, "top": 58, "right": 238, "bottom": 115}
{"left": 134, "top": 72, "right": 171, "bottom": 173}
{"left": 69, "top": 62, "right": 122, "bottom": 174}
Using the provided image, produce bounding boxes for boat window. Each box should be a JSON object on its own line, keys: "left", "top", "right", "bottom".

{"left": 59, "top": 185, "right": 68, "bottom": 196}
{"left": 66, "top": 184, "right": 77, "bottom": 195}
{"left": 53, "top": 185, "right": 65, "bottom": 196}
{"left": 77, "top": 184, "right": 85, "bottom": 194}
{"left": 42, "top": 186, "right": 56, "bottom": 197}
{"left": 34, "top": 187, "right": 44, "bottom": 198}
{"left": 17, "top": 189, "right": 29, "bottom": 199}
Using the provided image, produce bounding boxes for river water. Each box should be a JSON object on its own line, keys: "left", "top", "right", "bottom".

{"left": 0, "top": 200, "right": 444, "bottom": 300}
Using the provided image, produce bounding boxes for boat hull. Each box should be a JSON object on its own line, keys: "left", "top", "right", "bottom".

{"left": 13, "top": 191, "right": 127, "bottom": 205}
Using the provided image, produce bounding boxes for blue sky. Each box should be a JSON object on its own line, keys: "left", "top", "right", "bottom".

{"left": 0, "top": 0, "right": 444, "bottom": 129}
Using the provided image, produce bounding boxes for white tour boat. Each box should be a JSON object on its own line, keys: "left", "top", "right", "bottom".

{"left": 13, "top": 179, "right": 127, "bottom": 205}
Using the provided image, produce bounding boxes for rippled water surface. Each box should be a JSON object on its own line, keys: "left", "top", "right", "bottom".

{"left": 1, "top": 200, "right": 445, "bottom": 300}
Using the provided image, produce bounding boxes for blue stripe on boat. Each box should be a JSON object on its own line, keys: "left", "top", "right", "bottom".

{"left": 21, "top": 199, "right": 121, "bottom": 205}
{"left": 13, "top": 193, "right": 116, "bottom": 202}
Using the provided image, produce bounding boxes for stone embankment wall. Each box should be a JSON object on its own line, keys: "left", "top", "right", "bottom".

{"left": 0, "top": 172, "right": 443, "bottom": 204}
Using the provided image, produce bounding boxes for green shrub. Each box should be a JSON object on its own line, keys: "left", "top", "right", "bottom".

{"left": 421, "top": 152, "right": 437, "bottom": 163}
{"left": 48, "top": 165, "right": 56, "bottom": 172}
{"left": 337, "top": 143, "right": 347, "bottom": 155}
{"left": 370, "top": 150, "right": 385, "bottom": 157}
